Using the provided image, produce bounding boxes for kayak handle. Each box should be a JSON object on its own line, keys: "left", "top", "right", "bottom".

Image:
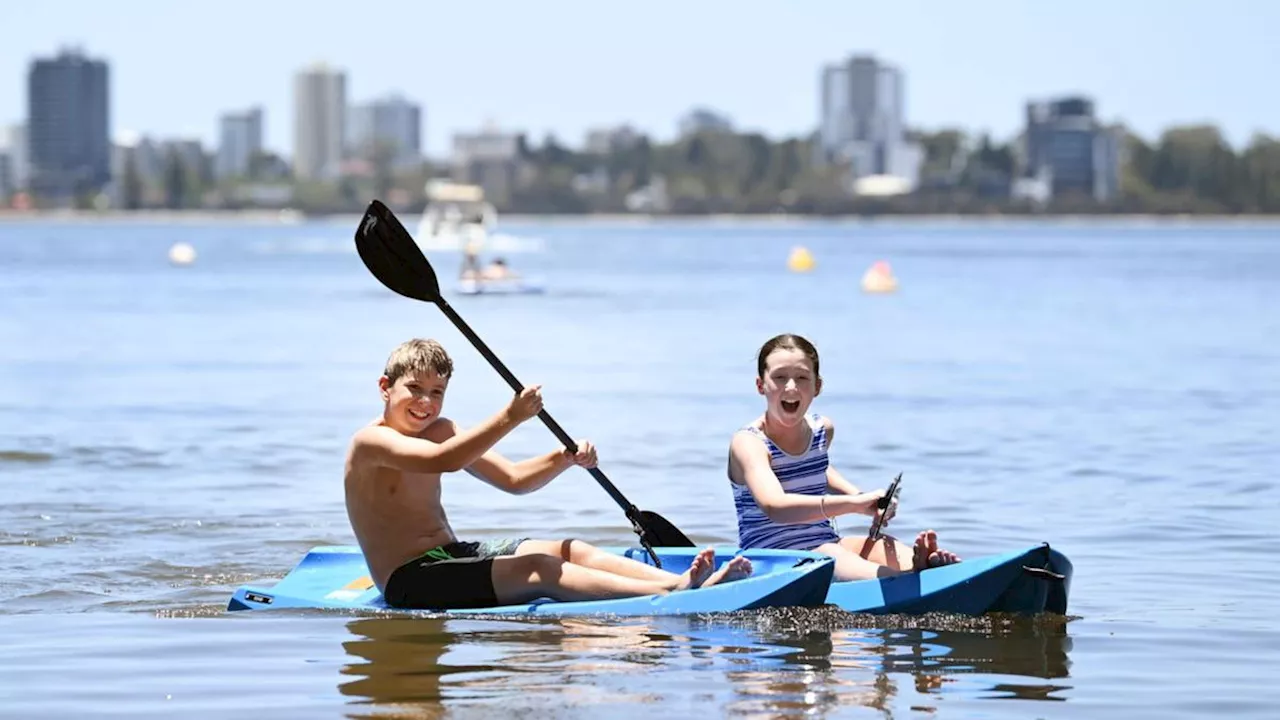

{"left": 1021, "top": 566, "right": 1067, "bottom": 582}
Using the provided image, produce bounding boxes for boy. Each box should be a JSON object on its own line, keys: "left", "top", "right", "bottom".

{"left": 345, "top": 338, "right": 752, "bottom": 610}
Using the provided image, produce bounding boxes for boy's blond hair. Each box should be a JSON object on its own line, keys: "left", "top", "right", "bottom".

{"left": 383, "top": 338, "right": 454, "bottom": 383}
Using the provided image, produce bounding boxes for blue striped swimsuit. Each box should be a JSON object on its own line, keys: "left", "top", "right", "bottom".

{"left": 731, "top": 413, "right": 840, "bottom": 551}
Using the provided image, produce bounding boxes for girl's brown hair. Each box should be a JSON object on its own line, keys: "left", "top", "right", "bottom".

{"left": 756, "top": 333, "right": 820, "bottom": 379}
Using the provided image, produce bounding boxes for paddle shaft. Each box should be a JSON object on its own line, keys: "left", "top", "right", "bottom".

{"left": 435, "top": 298, "right": 645, "bottom": 519}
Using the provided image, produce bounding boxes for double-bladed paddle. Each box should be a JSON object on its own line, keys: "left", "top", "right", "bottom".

{"left": 353, "top": 200, "right": 695, "bottom": 567}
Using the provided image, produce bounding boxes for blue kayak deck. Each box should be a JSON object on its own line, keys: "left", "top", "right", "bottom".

{"left": 824, "top": 543, "right": 1072, "bottom": 615}
{"left": 228, "top": 546, "right": 835, "bottom": 616}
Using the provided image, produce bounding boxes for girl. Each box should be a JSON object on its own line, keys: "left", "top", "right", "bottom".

{"left": 726, "top": 333, "right": 960, "bottom": 581}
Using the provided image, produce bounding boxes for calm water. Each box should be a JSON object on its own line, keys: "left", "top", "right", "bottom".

{"left": 1, "top": 215, "right": 1277, "bottom": 718}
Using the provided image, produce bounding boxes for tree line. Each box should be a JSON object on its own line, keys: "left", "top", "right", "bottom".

{"left": 111, "top": 123, "right": 1280, "bottom": 216}
{"left": 507, "top": 124, "right": 1280, "bottom": 215}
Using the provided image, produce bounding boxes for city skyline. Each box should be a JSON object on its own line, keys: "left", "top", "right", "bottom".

{"left": 3, "top": 0, "right": 1278, "bottom": 158}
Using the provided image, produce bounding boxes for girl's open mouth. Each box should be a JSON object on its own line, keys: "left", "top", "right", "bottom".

{"left": 781, "top": 400, "right": 800, "bottom": 413}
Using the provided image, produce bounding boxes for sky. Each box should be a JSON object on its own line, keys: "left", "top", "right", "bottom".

{"left": 2, "top": 0, "right": 1277, "bottom": 158}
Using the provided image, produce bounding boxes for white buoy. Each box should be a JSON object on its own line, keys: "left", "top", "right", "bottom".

{"left": 861, "top": 260, "right": 898, "bottom": 293}
{"left": 168, "top": 242, "right": 197, "bottom": 266}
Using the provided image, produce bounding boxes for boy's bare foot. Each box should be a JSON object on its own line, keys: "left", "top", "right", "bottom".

{"left": 701, "top": 555, "right": 754, "bottom": 588}
{"left": 673, "top": 547, "right": 716, "bottom": 591}
{"left": 912, "top": 530, "right": 962, "bottom": 571}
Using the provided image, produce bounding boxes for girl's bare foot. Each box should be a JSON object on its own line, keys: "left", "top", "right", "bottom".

{"left": 930, "top": 548, "right": 961, "bottom": 566}
{"left": 673, "top": 547, "right": 716, "bottom": 590}
{"left": 912, "top": 530, "right": 962, "bottom": 570}
{"left": 701, "top": 556, "right": 754, "bottom": 587}
{"left": 911, "top": 531, "right": 932, "bottom": 570}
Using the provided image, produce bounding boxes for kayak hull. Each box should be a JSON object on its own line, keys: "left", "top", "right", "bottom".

{"left": 227, "top": 546, "right": 835, "bottom": 616}
{"left": 227, "top": 544, "right": 1070, "bottom": 617}
{"left": 824, "top": 543, "right": 1072, "bottom": 615}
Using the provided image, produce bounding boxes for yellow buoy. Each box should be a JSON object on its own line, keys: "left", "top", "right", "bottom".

{"left": 861, "top": 260, "right": 898, "bottom": 293}
{"left": 787, "top": 246, "right": 815, "bottom": 273}
{"left": 168, "top": 242, "right": 197, "bottom": 266}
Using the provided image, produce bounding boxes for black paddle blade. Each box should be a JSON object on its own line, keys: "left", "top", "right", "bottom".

{"left": 355, "top": 200, "right": 442, "bottom": 303}
{"left": 637, "top": 510, "right": 695, "bottom": 547}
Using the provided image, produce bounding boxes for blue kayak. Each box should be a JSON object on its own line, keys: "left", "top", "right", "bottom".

{"left": 824, "top": 543, "right": 1072, "bottom": 615}
{"left": 227, "top": 546, "right": 835, "bottom": 616}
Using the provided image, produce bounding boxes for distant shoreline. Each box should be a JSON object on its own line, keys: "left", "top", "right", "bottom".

{"left": 2, "top": 208, "right": 1280, "bottom": 228}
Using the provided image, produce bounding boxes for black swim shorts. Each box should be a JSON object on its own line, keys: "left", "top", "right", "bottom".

{"left": 382, "top": 537, "right": 528, "bottom": 610}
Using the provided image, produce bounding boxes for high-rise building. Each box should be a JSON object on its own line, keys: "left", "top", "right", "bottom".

{"left": 347, "top": 95, "right": 422, "bottom": 167}
{"left": 27, "top": 48, "right": 111, "bottom": 200}
{"left": 1021, "top": 96, "right": 1121, "bottom": 202}
{"left": 217, "top": 107, "right": 264, "bottom": 180}
{"left": 293, "top": 64, "right": 346, "bottom": 181}
{"left": 817, "top": 53, "right": 920, "bottom": 188}
{"left": 4, "top": 125, "right": 28, "bottom": 191}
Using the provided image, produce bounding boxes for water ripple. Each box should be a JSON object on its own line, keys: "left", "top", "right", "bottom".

{"left": 3, "top": 219, "right": 1279, "bottom": 717}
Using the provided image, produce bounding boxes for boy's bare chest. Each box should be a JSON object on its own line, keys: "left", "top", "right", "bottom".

{"left": 389, "top": 471, "right": 443, "bottom": 505}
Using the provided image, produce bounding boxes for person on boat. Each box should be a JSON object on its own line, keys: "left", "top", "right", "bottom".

{"left": 345, "top": 338, "right": 752, "bottom": 610}
{"left": 726, "top": 333, "right": 961, "bottom": 581}
{"left": 479, "top": 257, "right": 518, "bottom": 281}
{"left": 459, "top": 240, "right": 482, "bottom": 281}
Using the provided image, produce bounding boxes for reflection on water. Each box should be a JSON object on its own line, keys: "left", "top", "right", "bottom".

{"left": 336, "top": 610, "right": 1074, "bottom": 717}
{"left": 338, "top": 616, "right": 671, "bottom": 712}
